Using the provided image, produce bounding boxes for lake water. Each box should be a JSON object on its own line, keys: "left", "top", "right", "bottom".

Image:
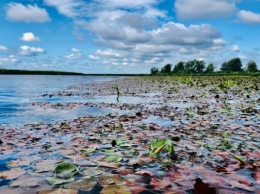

{"left": 0, "top": 75, "right": 118, "bottom": 125}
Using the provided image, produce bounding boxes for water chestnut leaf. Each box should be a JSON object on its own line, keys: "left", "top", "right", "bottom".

{"left": 46, "top": 177, "right": 75, "bottom": 185}
{"left": 104, "top": 154, "right": 122, "bottom": 163}
{"left": 54, "top": 162, "right": 77, "bottom": 178}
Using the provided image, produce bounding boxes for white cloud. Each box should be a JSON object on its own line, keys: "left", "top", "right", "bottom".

{"left": 44, "top": 0, "right": 164, "bottom": 20}
{"left": 96, "top": 50, "right": 122, "bottom": 58}
{"left": 40, "top": 0, "right": 233, "bottom": 73}
{"left": 144, "top": 57, "right": 162, "bottom": 64}
{"left": 174, "top": 0, "right": 237, "bottom": 20}
{"left": 231, "top": 45, "right": 240, "bottom": 52}
{"left": 87, "top": 21, "right": 226, "bottom": 70}
{"left": 237, "top": 10, "right": 260, "bottom": 24}
{"left": 64, "top": 53, "right": 82, "bottom": 60}
{"left": 89, "top": 55, "right": 100, "bottom": 60}
{"left": 116, "top": 12, "right": 158, "bottom": 30}
{"left": 44, "top": 0, "right": 83, "bottom": 17}
{"left": 213, "top": 38, "right": 226, "bottom": 45}
{"left": 99, "top": 0, "right": 158, "bottom": 9}
{"left": 71, "top": 48, "right": 80, "bottom": 53}
{"left": 0, "top": 55, "right": 19, "bottom": 65}
{"left": 0, "top": 45, "right": 8, "bottom": 51}
{"left": 21, "top": 32, "right": 41, "bottom": 42}
{"left": 64, "top": 48, "right": 82, "bottom": 60}
{"left": 20, "top": 45, "right": 45, "bottom": 56}
{"left": 151, "top": 22, "right": 221, "bottom": 46}
{"left": 5, "top": 3, "right": 51, "bottom": 23}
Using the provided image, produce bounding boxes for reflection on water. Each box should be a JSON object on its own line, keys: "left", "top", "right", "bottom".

{"left": 0, "top": 75, "right": 118, "bottom": 125}
{"left": 0, "top": 154, "right": 13, "bottom": 187}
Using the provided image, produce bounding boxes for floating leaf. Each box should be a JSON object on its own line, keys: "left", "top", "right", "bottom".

{"left": 10, "top": 175, "right": 39, "bottom": 187}
{"left": 80, "top": 147, "right": 96, "bottom": 155}
{"left": 35, "top": 163, "right": 56, "bottom": 173}
{"left": 55, "top": 162, "right": 77, "bottom": 178}
{"left": 0, "top": 168, "right": 25, "bottom": 180}
{"left": 99, "top": 174, "right": 124, "bottom": 186}
{"left": 150, "top": 139, "right": 165, "bottom": 151}
{"left": 97, "top": 161, "right": 120, "bottom": 168}
{"left": 149, "top": 177, "right": 172, "bottom": 191}
{"left": 38, "top": 188, "right": 77, "bottom": 194}
{"left": 46, "top": 177, "right": 75, "bottom": 185}
{"left": 118, "top": 168, "right": 134, "bottom": 176}
{"left": 104, "top": 154, "right": 122, "bottom": 163}
{"left": 82, "top": 167, "right": 103, "bottom": 177}
{"left": 0, "top": 187, "right": 25, "bottom": 194}
{"left": 64, "top": 179, "right": 97, "bottom": 191}
{"left": 36, "top": 159, "right": 60, "bottom": 166}
{"left": 116, "top": 139, "right": 126, "bottom": 146}
{"left": 73, "top": 160, "right": 97, "bottom": 167}
{"left": 125, "top": 181, "right": 147, "bottom": 194}
{"left": 227, "top": 180, "right": 255, "bottom": 192}
{"left": 101, "top": 185, "right": 131, "bottom": 194}
{"left": 8, "top": 159, "right": 31, "bottom": 167}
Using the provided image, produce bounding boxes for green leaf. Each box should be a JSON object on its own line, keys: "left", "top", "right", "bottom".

{"left": 164, "top": 138, "right": 174, "bottom": 154}
{"left": 46, "top": 177, "right": 75, "bottom": 185}
{"left": 149, "top": 151, "right": 159, "bottom": 158}
{"left": 55, "top": 162, "right": 77, "bottom": 178}
{"left": 150, "top": 139, "right": 165, "bottom": 151}
{"left": 104, "top": 154, "right": 122, "bottom": 163}
{"left": 116, "top": 139, "right": 126, "bottom": 146}
{"left": 80, "top": 147, "right": 96, "bottom": 155}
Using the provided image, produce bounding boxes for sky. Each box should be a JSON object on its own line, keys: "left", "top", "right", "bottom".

{"left": 0, "top": 0, "right": 260, "bottom": 74}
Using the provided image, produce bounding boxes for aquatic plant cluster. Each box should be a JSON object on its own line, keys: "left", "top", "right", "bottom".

{"left": 0, "top": 76, "right": 260, "bottom": 193}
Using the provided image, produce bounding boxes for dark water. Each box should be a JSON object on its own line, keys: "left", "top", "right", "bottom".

{"left": 0, "top": 75, "right": 118, "bottom": 125}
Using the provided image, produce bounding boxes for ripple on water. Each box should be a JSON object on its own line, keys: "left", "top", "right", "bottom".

{"left": 0, "top": 154, "right": 14, "bottom": 187}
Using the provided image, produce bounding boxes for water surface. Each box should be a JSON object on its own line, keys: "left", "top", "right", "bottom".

{"left": 0, "top": 75, "right": 118, "bottom": 125}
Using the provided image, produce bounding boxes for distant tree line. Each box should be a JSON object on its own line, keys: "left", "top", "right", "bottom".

{"left": 0, "top": 69, "right": 84, "bottom": 75}
{"left": 150, "top": 58, "right": 258, "bottom": 75}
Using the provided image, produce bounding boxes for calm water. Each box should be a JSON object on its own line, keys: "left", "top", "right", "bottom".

{"left": 0, "top": 75, "right": 118, "bottom": 125}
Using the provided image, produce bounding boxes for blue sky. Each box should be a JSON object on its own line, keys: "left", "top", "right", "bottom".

{"left": 0, "top": 0, "right": 260, "bottom": 74}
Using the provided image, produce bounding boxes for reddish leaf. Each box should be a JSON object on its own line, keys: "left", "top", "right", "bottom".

{"left": 10, "top": 175, "right": 39, "bottom": 187}
{"left": 118, "top": 168, "right": 134, "bottom": 176}
{"left": 101, "top": 185, "right": 131, "bottom": 194}
{"left": 64, "top": 179, "right": 97, "bottom": 191}
{"left": 0, "top": 187, "right": 25, "bottom": 194}
{"left": 227, "top": 180, "right": 255, "bottom": 192}
{"left": 35, "top": 159, "right": 60, "bottom": 166}
{"left": 125, "top": 181, "right": 147, "bottom": 194}
{"left": 163, "top": 187, "right": 186, "bottom": 194}
{"left": 8, "top": 159, "right": 31, "bottom": 167}
{"left": 213, "top": 152, "right": 230, "bottom": 157}
{"left": 149, "top": 177, "right": 172, "bottom": 191}
{"left": 245, "top": 151, "right": 260, "bottom": 160}
{"left": 99, "top": 174, "right": 124, "bottom": 186}
{"left": 0, "top": 168, "right": 26, "bottom": 180}
{"left": 135, "top": 170, "right": 155, "bottom": 177}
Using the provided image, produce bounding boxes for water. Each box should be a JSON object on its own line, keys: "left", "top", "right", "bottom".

{"left": 0, "top": 75, "right": 118, "bottom": 125}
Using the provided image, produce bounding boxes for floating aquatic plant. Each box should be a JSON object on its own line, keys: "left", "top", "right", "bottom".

{"left": 149, "top": 138, "right": 175, "bottom": 158}
{"left": 112, "top": 85, "right": 123, "bottom": 102}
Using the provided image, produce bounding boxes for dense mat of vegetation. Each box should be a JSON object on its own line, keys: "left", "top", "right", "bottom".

{"left": 0, "top": 76, "right": 259, "bottom": 193}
